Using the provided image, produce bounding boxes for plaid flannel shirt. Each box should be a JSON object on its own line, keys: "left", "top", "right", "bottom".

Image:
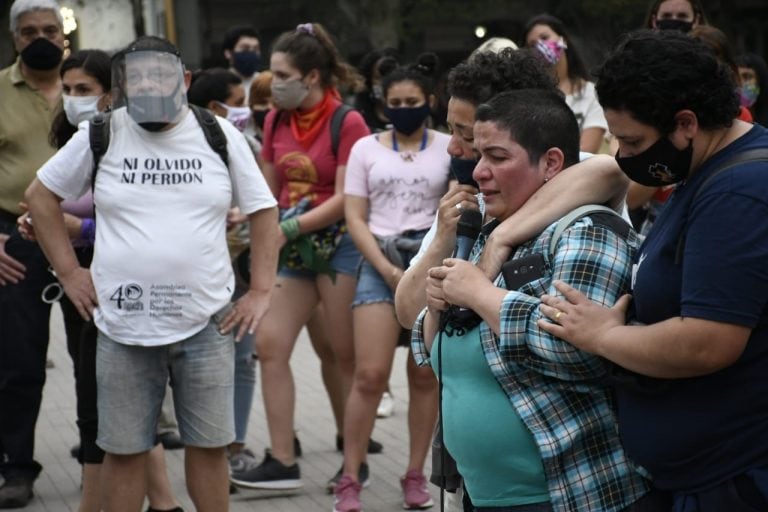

{"left": 412, "top": 216, "right": 651, "bottom": 512}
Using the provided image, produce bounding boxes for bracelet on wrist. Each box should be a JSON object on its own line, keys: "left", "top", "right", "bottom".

{"left": 279, "top": 218, "right": 301, "bottom": 241}
{"left": 80, "top": 218, "right": 96, "bottom": 245}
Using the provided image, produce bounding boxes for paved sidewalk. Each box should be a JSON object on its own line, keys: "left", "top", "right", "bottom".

{"left": 21, "top": 304, "right": 437, "bottom": 511}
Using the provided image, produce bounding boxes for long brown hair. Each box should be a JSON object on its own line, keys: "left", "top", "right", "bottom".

{"left": 271, "top": 22, "right": 363, "bottom": 92}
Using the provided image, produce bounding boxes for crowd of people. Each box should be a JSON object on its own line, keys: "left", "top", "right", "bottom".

{"left": 1, "top": 0, "right": 767, "bottom": 511}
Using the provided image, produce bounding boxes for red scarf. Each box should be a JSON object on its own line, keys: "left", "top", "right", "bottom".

{"left": 290, "top": 88, "right": 339, "bottom": 150}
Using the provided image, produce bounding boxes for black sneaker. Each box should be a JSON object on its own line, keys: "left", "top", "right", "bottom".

{"left": 326, "top": 462, "right": 370, "bottom": 494}
{"left": 336, "top": 435, "right": 383, "bottom": 454}
{"left": 229, "top": 450, "right": 302, "bottom": 490}
{"left": 0, "top": 477, "right": 34, "bottom": 508}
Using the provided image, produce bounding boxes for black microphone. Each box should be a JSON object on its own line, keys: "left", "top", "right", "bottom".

{"left": 452, "top": 209, "right": 483, "bottom": 260}
{"left": 441, "top": 209, "right": 483, "bottom": 331}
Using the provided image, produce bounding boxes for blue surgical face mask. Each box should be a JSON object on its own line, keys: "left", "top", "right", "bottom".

{"left": 232, "top": 51, "right": 261, "bottom": 77}
{"left": 383, "top": 104, "right": 431, "bottom": 136}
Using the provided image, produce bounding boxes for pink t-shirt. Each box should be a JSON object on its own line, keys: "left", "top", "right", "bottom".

{"left": 261, "top": 100, "right": 370, "bottom": 209}
{"left": 344, "top": 131, "right": 450, "bottom": 237}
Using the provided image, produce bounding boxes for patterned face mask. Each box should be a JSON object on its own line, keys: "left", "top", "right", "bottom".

{"left": 535, "top": 38, "right": 567, "bottom": 65}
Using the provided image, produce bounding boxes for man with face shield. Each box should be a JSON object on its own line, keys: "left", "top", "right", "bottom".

{"left": 0, "top": 0, "right": 64, "bottom": 507}
{"left": 25, "top": 36, "right": 279, "bottom": 511}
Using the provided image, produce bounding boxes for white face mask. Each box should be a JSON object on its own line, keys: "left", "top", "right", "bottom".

{"left": 63, "top": 94, "right": 103, "bottom": 126}
{"left": 217, "top": 102, "right": 252, "bottom": 132}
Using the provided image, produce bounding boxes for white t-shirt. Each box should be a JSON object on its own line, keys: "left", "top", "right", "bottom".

{"left": 566, "top": 81, "right": 608, "bottom": 133}
{"left": 37, "top": 108, "right": 276, "bottom": 346}
{"left": 344, "top": 131, "right": 450, "bottom": 237}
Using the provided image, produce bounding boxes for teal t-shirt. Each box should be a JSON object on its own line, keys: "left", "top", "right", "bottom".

{"left": 432, "top": 327, "right": 550, "bottom": 507}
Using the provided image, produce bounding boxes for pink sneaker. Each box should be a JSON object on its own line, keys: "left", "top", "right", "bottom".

{"left": 334, "top": 474, "right": 362, "bottom": 512}
{"left": 400, "top": 470, "right": 434, "bottom": 509}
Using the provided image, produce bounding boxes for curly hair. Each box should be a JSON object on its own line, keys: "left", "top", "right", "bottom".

{"left": 447, "top": 47, "right": 557, "bottom": 107}
{"left": 380, "top": 52, "right": 440, "bottom": 99}
{"left": 595, "top": 30, "right": 739, "bottom": 135}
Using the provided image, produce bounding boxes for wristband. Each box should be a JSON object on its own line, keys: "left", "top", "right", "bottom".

{"left": 279, "top": 218, "right": 301, "bottom": 241}
{"left": 80, "top": 218, "right": 96, "bottom": 245}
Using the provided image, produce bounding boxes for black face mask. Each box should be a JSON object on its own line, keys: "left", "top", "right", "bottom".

{"left": 449, "top": 156, "right": 479, "bottom": 188}
{"left": 384, "top": 104, "right": 431, "bottom": 136}
{"left": 232, "top": 51, "right": 262, "bottom": 77}
{"left": 20, "top": 37, "right": 63, "bottom": 71}
{"left": 655, "top": 19, "right": 694, "bottom": 33}
{"left": 615, "top": 137, "right": 693, "bottom": 186}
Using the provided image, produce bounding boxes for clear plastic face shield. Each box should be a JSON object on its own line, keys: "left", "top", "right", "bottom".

{"left": 112, "top": 50, "right": 187, "bottom": 131}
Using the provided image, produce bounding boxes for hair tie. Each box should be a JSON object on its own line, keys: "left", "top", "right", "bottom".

{"left": 296, "top": 23, "right": 315, "bottom": 36}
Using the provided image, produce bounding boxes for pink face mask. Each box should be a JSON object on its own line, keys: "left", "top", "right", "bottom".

{"left": 534, "top": 38, "right": 567, "bottom": 65}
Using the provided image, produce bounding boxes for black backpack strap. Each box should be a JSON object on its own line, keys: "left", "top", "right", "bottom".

{"left": 674, "top": 148, "right": 768, "bottom": 264}
{"left": 330, "top": 104, "right": 354, "bottom": 158}
{"left": 548, "top": 205, "right": 631, "bottom": 262}
{"left": 89, "top": 112, "right": 111, "bottom": 191}
{"left": 190, "top": 104, "right": 229, "bottom": 167}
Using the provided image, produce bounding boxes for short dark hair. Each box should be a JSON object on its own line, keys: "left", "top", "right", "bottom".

{"left": 736, "top": 52, "right": 768, "bottom": 126}
{"left": 222, "top": 25, "right": 259, "bottom": 53}
{"left": 595, "top": 30, "right": 739, "bottom": 135}
{"left": 187, "top": 68, "right": 242, "bottom": 107}
{"left": 475, "top": 89, "right": 580, "bottom": 167}
{"left": 447, "top": 48, "right": 557, "bottom": 106}
{"left": 380, "top": 52, "right": 440, "bottom": 99}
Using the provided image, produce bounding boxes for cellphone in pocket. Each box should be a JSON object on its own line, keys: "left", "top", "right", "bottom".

{"left": 501, "top": 253, "right": 547, "bottom": 290}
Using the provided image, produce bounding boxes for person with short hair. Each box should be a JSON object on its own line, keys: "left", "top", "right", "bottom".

{"left": 25, "top": 35, "right": 279, "bottom": 511}
{"left": 539, "top": 29, "right": 768, "bottom": 510}
{"left": 0, "top": 0, "right": 65, "bottom": 507}
{"left": 222, "top": 25, "right": 261, "bottom": 94}
{"left": 413, "top": 88, "right": 650, "bottom": 512}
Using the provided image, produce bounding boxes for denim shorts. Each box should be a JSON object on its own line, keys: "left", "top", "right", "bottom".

{"left": 95, "top": 307, "right": 236, "bottom": 454}
{"left": 352, "top": 259, "right": 394, "bottom": 307}
{"left": 279, "top": 231, "right": 361, "bottom": 280}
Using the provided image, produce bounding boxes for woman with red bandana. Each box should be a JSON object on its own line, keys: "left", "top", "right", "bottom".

{"left": 229, "top": 22, "right": 370, "bottom": 491}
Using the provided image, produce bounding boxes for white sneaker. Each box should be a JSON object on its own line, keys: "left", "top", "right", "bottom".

{"left": 377, "top": 392, "right": 395, "bottom": 418}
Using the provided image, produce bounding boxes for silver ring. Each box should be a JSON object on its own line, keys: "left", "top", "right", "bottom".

{"left": 455, "top": 203, "right": 463, "bottom": 211}
{"left": 41, "top": 282, "right": 64, "bottom": 304}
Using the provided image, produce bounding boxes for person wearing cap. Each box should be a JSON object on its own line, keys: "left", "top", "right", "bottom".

{"left": 0, "top": 0, "right": 65, "bottom": 507}
{"left": 24, "top": 36, "right": 279, "bottom": 511}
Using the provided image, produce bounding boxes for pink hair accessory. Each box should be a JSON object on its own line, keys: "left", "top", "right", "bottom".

{"left": 296, "top": 23, "right": 315, "bottom": 36}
